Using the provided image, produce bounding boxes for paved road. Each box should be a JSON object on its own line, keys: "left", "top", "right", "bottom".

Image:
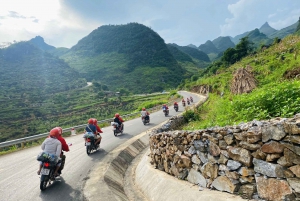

{"left": 0, "top": 91, "right": 200, "bottom": 201}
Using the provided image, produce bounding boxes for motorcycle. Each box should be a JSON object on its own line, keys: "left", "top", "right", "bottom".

{"left": 84, "top": 133, "right": 99, "bottom": 155}
{"left": 182, "top": 102, "right": 186, "bottom": 107}
{"left": 38, "top": 152, "right": 60, "bottom": 191}
{"left": 174, "top": 105, "right": 179, "bottom": 112}
{"left": 142, "top": 115, "right": 150, "bottom": 125}
{"left": 111, "top": 122, "right": 123, "bottom": 136}
{"left": 187, "top": 100, "right": 190, "bottom": 105}
{"left": 190, "top": 97, "right": 193, "bottom": 103}
{"left": 163, "top": 108, "right": 169, "bottom": 116}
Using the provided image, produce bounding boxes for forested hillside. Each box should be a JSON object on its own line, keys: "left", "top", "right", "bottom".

{"left": 182, "top": 34, "right": 300, "bottom": 129}
{"left": 61, "top": 23, "right": 186, "bottom": 93}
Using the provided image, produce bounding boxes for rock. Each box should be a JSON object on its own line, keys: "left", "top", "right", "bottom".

{"left": 233, "top": 132, "right": 247, "bottom": 141}
{"left": 277, "top": 156, "right": 294, "bottom": 167}
{"left": 188, "top": 146, "right": 196, "bottom": 155}
{"left": 284, "top": 148, "right": 300, "bottom": 165}
{"left": 246, "top": 127, "right": 262, "bottom": 144}
{"left": 281, "top": 142, "right": 300, "bottom": 156}
{"left": 193, "top": 140, "right": 207, "bottom": 152}
{"left": 287, "top": 178, "right": 300, "bottom": 193}
{"left": 218, "top": 154, "right": 228, "bottom": 164}
{"left": 261, "top": 140, "right": 284, "bottom": 154}
{"left": 253, "top": 158, "right": 285, "bottom": 178}
{"left": 227, "top": 160, "right": 242, "bottom": 171}
{"left": 220, "top": 150, "right": 229, "bottom": 158}
{"left": 170, "top": 165, "right": 180, "bottom": 177}
{"left": 197, "top": 151, "right": 208, "bottom": 164}
{"left": 256, "top": 176, "right": 293, "bottom": 201}
{"left": 181, "top": 155, "right": 192, "bottom": 168}
{"left": 187, "top": 169, "right": 207, "bottom": 188}
{"left": 201, "top": 162, "right": 218, "bottom": 179}
{"left": 283, "top": 169, "right": 295, "bottom": 178}
{"left": 191, "top": 154, "right": 201, "bottom": 165}
{"left": 225, "top": 170, "right": 239, "bottom": 180}
{"left": 224, "top": 135, "right": 234, "bottom": 145}
{"left": 239, "top": 184, "right": 256, "bottom": 199}
{"left": 239, "top": 141, "right": 261, "bottom": 151}
{"left": 212, "top": 176, "right": 236, "bottom": 193}
{"left": 238, "top": 167, "right": 255, "bottom": 176}
{"left": 178, "top": 169, "right": 188, "bottom": 180}
{"left": 219, "top": 164, "right": 228, "bottom": 171}
{"left": 208, "top": 141, "right": 220, "bottom": 156}
{"left": 289, "top": 165, "right": 300, "bottom": 177}
{"left": 218, "top": 140, "right": 227, "bottom": 149}
{"left": 283, "top": 120, "right": 300, "bottom": 135}
{"left": 239, "top": 176, "right": 254, "bottom": 184}
{"left": 261, "top": 124, "right": 287, "bottom": 142}
{"left": 227, "top": 147, "right": 252, "bottom": 167}
{"left": 252, "top": 149, "right": 267, "bottom": 160}
{"left": 283, "top": 135, "right": 300, "bottom": 144}
{"left": 266, "top": 153, "right": 282, "bottom": 162}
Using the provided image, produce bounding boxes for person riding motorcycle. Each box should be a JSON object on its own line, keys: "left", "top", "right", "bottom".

{"left": 55, "top": 127, "right": 69, "bottom": 175}
{"left": 187, "top": 98, "right": 190, "bottom": 104}
{"left": 190, "top": 96, "right": 193, "bottom": 102}
{"left": 174, "top": 102, "right": 179, "bottom": 110}
{"left": 84, "top": 118, "right": 97, "bottom": 145}
{"left": 114, "top": 113, "right": 124, "bottom": 131}
{"left": 37, "top": 128, "right": 62, "bottom": 177}
{"left": 93, "top": 118, "right": 103, "bottom": 145}
{"left": 162, "top": 104, "right": 169, "bottom": 111}
{"left": 141, "top": 108, "right": 150, "bottom": 120}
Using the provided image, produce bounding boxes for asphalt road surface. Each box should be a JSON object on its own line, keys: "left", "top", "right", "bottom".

{"left": 0, "top": 91, "right": 201, "bottom": 201}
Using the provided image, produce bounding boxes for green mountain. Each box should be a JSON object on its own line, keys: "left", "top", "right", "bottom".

{"left": 268, "top": 21, "right": 298, "bottom": 39}
{"left": 29, "top": 36, "right": 55, "bottom": 51}
{"left": 259, "top": 22, "right": 277, "bottom": 36}
{"left": 61, "top": 23, "right": 185, "bottom": 93}
{"left": 48, "top": 47, "right": 69, "bottom": 57}
{"left": 231, "top": 31, "right": 250, "bottom": 44}
{"left": 212, "top": 36, "right": 235, "bottom": 52}
{"left": 168, "top": 43, "right": 210, "bottom": 62}
{"left": 247, "top": 28, "right": 273, "bottom": 47}
{"left": 198, "top": 40, "right": 219, "bottom": 54}
{"left": 0, "top": 41, "right": 86, "bottom": 100}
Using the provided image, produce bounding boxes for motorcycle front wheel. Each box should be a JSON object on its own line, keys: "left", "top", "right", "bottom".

{"left": 40, "top": 175, "right": 49, "bottom": 191}
{"left": 114, "top": 130, "right": 117, "bottom": 136}
{"left": 86, "top": 145, "right": 91, "bottom": 155}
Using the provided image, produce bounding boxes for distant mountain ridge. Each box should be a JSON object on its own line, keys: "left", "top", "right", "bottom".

{"left": 61, "top": 23, "right": 186, "bottom": 93}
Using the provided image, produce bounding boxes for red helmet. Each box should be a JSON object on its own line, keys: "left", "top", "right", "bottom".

{"left": 55, "top": 127, "right": 63, "bottom": 135}
{"left": 142, "top": 108, "right": 146, "bottom": 111}
{"left": 174, "top": 102, "right": 177, "bottom": 104}
{"left": 49, "top": 128, "right": 60, "bottom": 138}
{"left": 88, "top": 118, "right": 94, "bottom": 124}
{"left": 93, "top": 118, "right": 98, "bottom": 125}
{"left": 115, "top": 113, "right": 120, "bottom": 118}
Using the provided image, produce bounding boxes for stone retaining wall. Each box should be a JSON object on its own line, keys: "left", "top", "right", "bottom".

{"left": 149, "top": 114, "right": 300, "bottom": 201}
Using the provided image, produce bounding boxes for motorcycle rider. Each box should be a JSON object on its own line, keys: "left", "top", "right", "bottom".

{"left": 187, "top": 97, "right": 190, "bottom": 105}
{"left": 37, "top": 128, "right": 62, "bottom": 177}
{"left": 182, "top": 98, "right": 186, "bottom": 106}
{"left": 162, "top": 104, "right": 169, "bottom": 114}
{"left": 190, "top": 96, "right": 193, "bottom": 102}
{"left": 114, "top": 113, "right": 124, "bottom": 131}
{"left": 55, "top": 127, "right": 69, "bottom": 175}
{"left": 174, "top": 102, "right": 179, "bottom": 110}
{"left": 93, "top": 118, "right": 103, "bottom": 145}
{"left": 141, "top": 108, "right": 150, "bottom": 121}
{"left": 84, "top": 118, "right": 97, "bottom": 145}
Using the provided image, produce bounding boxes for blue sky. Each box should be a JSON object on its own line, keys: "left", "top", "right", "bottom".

{"left": 0, "top": 0, "right": 300, "bottom": 48}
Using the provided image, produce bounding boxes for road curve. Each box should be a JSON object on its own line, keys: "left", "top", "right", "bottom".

{"left": 0, "top": 91, "right": 200, "bottom": 201}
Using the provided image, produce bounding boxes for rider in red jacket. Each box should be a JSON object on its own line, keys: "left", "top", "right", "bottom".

{"left": 114, "top": 113, "right": 124, "bottom": 131}
{"left": 93, "top": 118, "right": 103, "bottom": 145}
{"left": 55, "top": 127, "right": 69, "bottom": 175}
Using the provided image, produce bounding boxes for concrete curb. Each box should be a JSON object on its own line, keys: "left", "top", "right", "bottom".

{"left": 135, "top": 151, "right": 245, "bottom": 201}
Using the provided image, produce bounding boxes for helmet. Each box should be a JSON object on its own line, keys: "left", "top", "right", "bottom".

{"left": 49, "top": 128, "right": 60, "bottom": 138}
{"left": 142, "top": 108, "right": 146, "bottom": 111}
{"left": 88, "top": 118, "right": 94, "bottom": 124}
{"left": 163, "top": 104, "right": 166, "bottom": 106}
{"left": 115, "top": 113, "right": 120, "bottom": 118}
{"left": 55, "top": 127, "right": 63, "bottom": 135}
{"left": 174, "top": 102, "right": 177, "bottom": 104}
{"left": 93, "top": 118, "right": 98, "bottom": 125}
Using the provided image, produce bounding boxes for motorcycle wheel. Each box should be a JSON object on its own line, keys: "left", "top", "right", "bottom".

{"left": 40, "top": 175, "right": 49, "bottom": 191}
{"left": 114, "top": 130, "right": 117, "bottom": 137}
{"left": 86, "top": 145, "right": 91, "bottom": 155}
